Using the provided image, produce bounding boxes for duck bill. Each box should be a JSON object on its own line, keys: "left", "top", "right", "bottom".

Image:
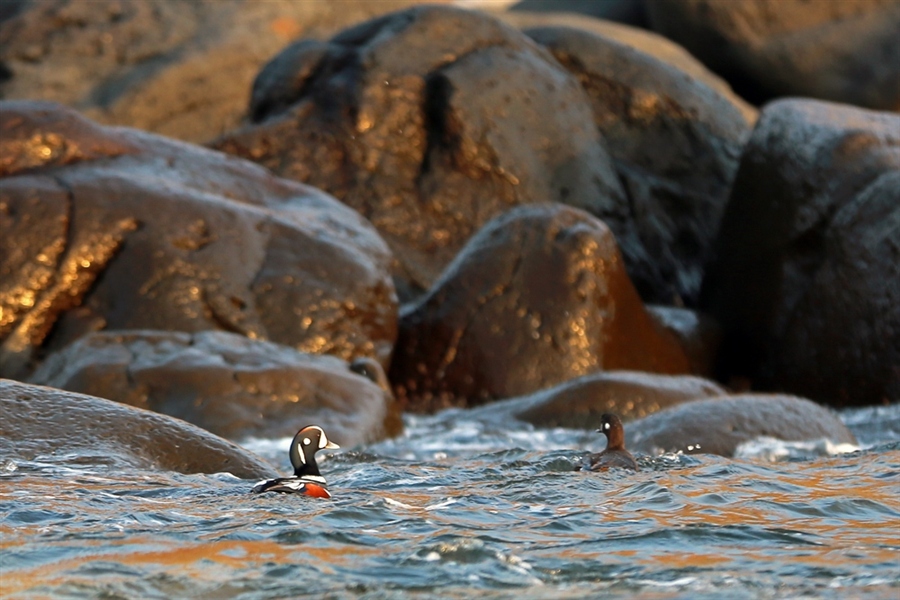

{"left": 325, "top": 441, "right": 340, "bottom": 450}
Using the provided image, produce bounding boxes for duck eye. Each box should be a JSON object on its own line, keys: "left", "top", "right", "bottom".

{"left": 303, "top": 437, "right": 312, "bottom": 446}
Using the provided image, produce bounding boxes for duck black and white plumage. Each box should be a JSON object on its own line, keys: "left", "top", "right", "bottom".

{"left": 251, "top": 425, "right": 340, "bottom": 497}
{"left": 584, "top": 413, "right": 639, "bottom": 471}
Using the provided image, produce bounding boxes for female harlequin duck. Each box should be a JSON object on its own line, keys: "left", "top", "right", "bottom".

{"left": 584, "top": 413, "right": 639, "bottom": 471}
{"left": 251, "top": 425, "right": 340, "bottom": 497}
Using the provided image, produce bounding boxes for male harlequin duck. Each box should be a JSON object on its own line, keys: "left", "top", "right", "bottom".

{"left": 251, "top": 425, "right": 340, "bottom": 497}
{"left": 583, "top": 413, "right": 639, "bottom": 471}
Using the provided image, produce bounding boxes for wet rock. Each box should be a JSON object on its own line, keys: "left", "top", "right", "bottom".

{"left": 701, "top": 99, "right": 900, "bottom": 406}
{"left": 0, "top": 101, "right": 397, "bottom": 377}
{"left": 0, "top": 0, "right": 428, "bottom": 143}
{"left": 0, "top": 379, "right": 277, "bottom": 478}
{"left": 28, "top": 330, "right": 400, "bottom": 446}
{"left": 645, "top": 0, "right": 900, "bottom": 111}
{"left": 519, "top": 21, "right": 756, "bottom": 305}
{"left": 625, "top": 394, "right": 858, "bottom": 457}
{"left": 499, "top": 371, "right": 727, "bottom": 429}
{"left": 390, "top": 204, "right": 691, "bottom": 411}
{"left": 647, "top": 305, "right": 721, "bottom": 377}
{"left": 213, "top": 5, "right": 628, "bottom": 301}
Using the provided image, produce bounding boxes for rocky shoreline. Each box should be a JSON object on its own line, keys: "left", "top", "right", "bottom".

{"left": 1, "top": 1, "right": 896, "bottom": 471}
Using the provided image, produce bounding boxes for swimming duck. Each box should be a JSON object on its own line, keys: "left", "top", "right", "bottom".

{"left": 584, "top": 413, "right": 639, "bottom": 471}
{"left": 251, "top": 425, "right": 340, "bottom": 497}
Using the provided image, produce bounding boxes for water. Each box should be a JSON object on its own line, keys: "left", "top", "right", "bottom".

{"left": 2, "top": 404, "right": 899, "bottom": 599}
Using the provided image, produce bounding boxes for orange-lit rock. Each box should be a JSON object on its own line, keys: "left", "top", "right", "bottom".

{"left": 521, "top": 21, "right": 755, "bottom": 305}
{"left": 213, "top": 5, "right": 627, "bottom": 301}
{"left": 0, "top": 101, "right": 397, "bottom": 377}
{"left": 28, "top": 330, "right": 401, "bottom": 445}
{"left": 390, "top": 203, "right": 691, "bottom": 411}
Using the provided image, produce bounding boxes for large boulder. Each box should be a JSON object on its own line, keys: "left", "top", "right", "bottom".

{"left": 645, "top": 0, "right": 900, "bottom": 111}
{"left": 498, "top": 371, "right": 727, "bottom": 429}
{"left": 0, "top": 0, "right": 427, "bottom": 143}
{"left": 520, "top": 21, "right": 756, "bottom": 305}
{"left": 0, "top": 379, "right": 277, "bottom": 478}
{"left": 390, "top": 204, "right": 691, "bottom": 411}
{"left": 625, "top": 394, "right": 858, "bottom": 457}
{"left": 28, "top": 330, "right": 400, "bottom": 446}
{"left": 212, "top": 4, "right": 628, "bottom": 301}
{"left": 701, "top": 99, "right": 900, "bottom": 406}
{"left": 0, "top": 101, "right": 397, "bottom": 377}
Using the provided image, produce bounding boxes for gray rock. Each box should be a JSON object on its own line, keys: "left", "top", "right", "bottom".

{"left": 0, "top": 0, "right": 428, "bottom": 143}
{"left": 28, "top": 330, "right": 400, "bottom": 446}
{"left": 645, "top": 0, "right": 900, "bottom": 110}
{"left": 0, "top": 101, "right": 397, "bottom": 377}
{"left": 505, "top": 370, "right": 727, "bottom": 428}
{"left": 390, "top": 203, "right": 691, "bottom": 411}
{"left": 213, "top": 5, "right": 628, "bottom": 301}
{"left": 521, "top": 22, "right": 756, "bottom": 304}
{"left": 701, "top": 99, "right": 900, "bottom": 406}
{"left": 0, "top": 378, "right": 277, "bottom": 478}
{"left": 626, "top": 394, "right": 858, "bottom": 457}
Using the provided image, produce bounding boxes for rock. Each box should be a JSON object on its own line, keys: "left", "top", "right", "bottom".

{"left": 0, "top": 101, "right": 397, "bottom": 377}
{"left": 390, "top": 204, "right": 691, "bottom": 411}
{"left": 28, "top": 330, "right": 401, "bottom": 446}
{"left": 701, "top": 99, "right": 900, "bottom": 406}
{"left": 0, "top": 0, "right": 429, "bottom": 143}
{"left": 212, "top": 4, "right": 628, "bottom": 301}
{"left": 510, "top": 1, "right": 648, "bottom": 28}
{"left": 647, "top": 305, "right": 721, "bottom": 377}
{"left": 520, "top": 22, "right": 755, "bottom": 305}
{"left": 504, "top": 371, "right": 727, "bottom": 429}
{"left": 625, "top": 394, "right": 858, "bottom": 457}
{"left": 0, "top": 378, "right": 277, "bottom": 478}
{"left": 645, "top": 0, "right": 900, "bottom": 111}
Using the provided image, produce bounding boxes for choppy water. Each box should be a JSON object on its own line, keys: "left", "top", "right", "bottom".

{"left": 2, "top": 404, "right": 899, "bottom": 599}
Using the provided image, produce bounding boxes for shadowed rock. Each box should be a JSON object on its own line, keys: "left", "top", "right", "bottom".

{"left": 390, "top": 204, "right": 691, "bottom": 411}
{"left": 0, "top": 101, "right": 397, "bottom": 377}
{"left": 28, "top": 330, "right": 401, "bottom": 446}
{"left": 520, "top": 22, "right": 755, "bottom": 305}
{"left": 486, "top": 370, "right": 727, "bottom": 429}
{"left": 701, "top": 99, "right": 900, "bottom": 406}
{"left": 645, "top": 0, "right": 900, "bottom": 110}
{"left": 0, "top": 379, "right": 277, "bottom": 478}
{"left": 625, "top": 394, "right": 858, "bottom": 457}
{"left": 213, "top": 5, "right": 628, "bottom": 301}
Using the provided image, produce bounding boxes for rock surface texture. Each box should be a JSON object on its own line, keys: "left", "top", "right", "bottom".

{"left": 28, "top": 330, "right": 400, "bottom": 446}
{"left": 504, "top": 371, "right": 727, "bottom": 429}
{"left": 0, "top": 0, "right": 428, "bottom": 142}
{"left": 625, "top": 394, "right": 858, "bottom": 457}
{"left": 390, "top": 204, "right": 691, "bottom": 410}
{"left": 645, "top": 0, "right": 900, "bottom": 111}
{"left": 213, "top": 5, "right": 630, "bottom": 300}
{"left": 701, "top": 99, "right": 900, "bottom": 406}
{"left": 0, "top": 378, "right": 277, "bottom": 478}
{"left": 0, "top": 101, "right": 397, "bottom": 377}
{"left": 523, "top": 22, "right": 756, "bottom": 305}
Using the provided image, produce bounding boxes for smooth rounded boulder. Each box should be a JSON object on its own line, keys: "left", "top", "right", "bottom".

{"left": 0, "top": 379, "right": 277, "bottom": 479}
{"left": 0, "top": 101, "right": 397, "bottom": 377}
{"left": 625, "top": 394, "right": 858, "bottom": 457}
{"left": 493, "top": 370, "right": 727, "bottom": 429}
{"left": 701, "top": 99, "right": 900, "bottom": 406}
{"left": 520, "top": 20, "right": 755, "bottom": 305}
{"left": 390, "top": 203, "right": 691, "bottom": 410}
{"left": 28, "top": 330, "right": 401, "bottom": 446}
{"left": 213, "top": 5, "right": 628, "bottom": 300}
